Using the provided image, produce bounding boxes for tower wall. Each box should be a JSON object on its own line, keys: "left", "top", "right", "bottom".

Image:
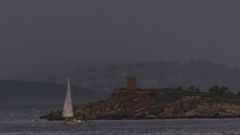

{"left": 124, "top": 76, "right": 137, "bottom": 91}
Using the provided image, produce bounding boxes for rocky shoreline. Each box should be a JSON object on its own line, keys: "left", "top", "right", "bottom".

{"left": 41, "top": 87, "right": 240, "bottom": 120}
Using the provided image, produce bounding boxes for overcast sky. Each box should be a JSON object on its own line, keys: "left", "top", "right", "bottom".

{"left": 0, "top": 0, "right": 239, "bottom": 69}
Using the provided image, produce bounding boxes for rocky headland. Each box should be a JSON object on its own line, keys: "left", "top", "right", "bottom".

{"left": 41, "top": 86, "right": 240, "bottom": 120}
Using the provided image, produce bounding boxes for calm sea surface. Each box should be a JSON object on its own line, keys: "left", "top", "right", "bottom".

{"left": 0, "top": 104, "right": 240, "bottom": 135}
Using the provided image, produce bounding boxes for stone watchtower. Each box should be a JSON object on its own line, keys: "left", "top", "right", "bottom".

{"left": 124, "top": 76, "right": 137, "bottom": 91}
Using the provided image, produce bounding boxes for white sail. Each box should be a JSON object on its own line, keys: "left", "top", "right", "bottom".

{"left": 62, "top": 77, "right": 74, "bottom": 118}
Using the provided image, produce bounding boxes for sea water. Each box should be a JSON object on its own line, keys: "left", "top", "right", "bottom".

{"left": 0, "top": 104, "right": 240, "bottom": 135}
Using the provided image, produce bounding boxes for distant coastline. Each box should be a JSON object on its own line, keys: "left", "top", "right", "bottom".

{"left": 0, "top": 99, "right": 63, "bottom": 105}
{"left": 0, "top": 80, "right": 106, "bottom": 103}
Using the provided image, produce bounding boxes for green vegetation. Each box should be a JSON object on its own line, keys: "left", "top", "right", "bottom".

{"left": 205, "top": 85, "right": 240, "bottom": 104}
{"left": 157, "top": 85, "right": 240, "bottom": 104}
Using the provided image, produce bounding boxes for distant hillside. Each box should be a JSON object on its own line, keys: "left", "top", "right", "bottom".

{"left": 45, "top": 59, "right": 240, "bottom": 93}
{"left": 0, "top": 80, "right": 107, "bottom": 103}
{"left": 1, "top": 59, "right": 240, "bottom": 94}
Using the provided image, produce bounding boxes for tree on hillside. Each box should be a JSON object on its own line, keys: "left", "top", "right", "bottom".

{"left": 208, "top": 85, "right": 234, "bottom": 99}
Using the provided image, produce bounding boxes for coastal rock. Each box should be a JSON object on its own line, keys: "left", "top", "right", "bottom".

{"left": 185, "top": 102, "right": 240, "bottom": 118}
{"left": 159, "top": 96, "right": 204, "bottom": 118}
{"left": 41, "top": 109, "right": 64, "bottom": 121}
{"left": 41, "top": 88, "right": 240, "bottom": 120}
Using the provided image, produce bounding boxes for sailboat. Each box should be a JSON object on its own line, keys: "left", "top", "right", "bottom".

{"left": 62, "top": 77, "right": 85, "bottom": 125}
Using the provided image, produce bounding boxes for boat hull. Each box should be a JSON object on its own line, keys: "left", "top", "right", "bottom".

{"left": 64, "top": 119, "right": 91, "bottom": 126}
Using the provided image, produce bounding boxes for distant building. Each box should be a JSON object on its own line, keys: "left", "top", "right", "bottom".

{"left": 124, "top": 76, "right": 137, "bottom": 91}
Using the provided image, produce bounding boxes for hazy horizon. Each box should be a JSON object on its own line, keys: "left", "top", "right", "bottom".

{"left": 0, "top": 59, "right": 238, "bottom": 80}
